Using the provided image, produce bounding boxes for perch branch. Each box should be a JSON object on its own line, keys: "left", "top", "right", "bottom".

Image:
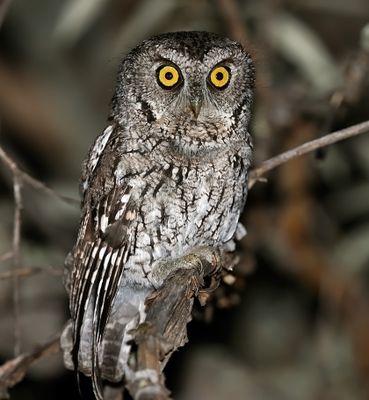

{"left": 248, "top": 120, "right": 369, "bottom": 188}
{"left": 125, "top": 248, "right": 223, "bottom": 400}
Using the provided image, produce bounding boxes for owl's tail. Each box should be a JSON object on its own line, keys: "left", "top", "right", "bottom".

{"left": 61, "top": 285, "right": 151, "bottom": 397}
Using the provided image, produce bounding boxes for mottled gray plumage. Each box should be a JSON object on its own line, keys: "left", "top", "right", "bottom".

{"left": 61, "top": 31, "right": 254, "bottom": 398}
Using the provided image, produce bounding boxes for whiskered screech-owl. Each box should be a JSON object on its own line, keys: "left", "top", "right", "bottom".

{"left": 61, "top": 31, "right": 254, "bottom": 398}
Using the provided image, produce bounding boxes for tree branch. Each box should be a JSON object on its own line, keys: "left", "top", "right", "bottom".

{"left": 0, "top": 0, "right": 12, "bottom": 27}
{"left": 0, "top": 251, "right": 13, "bottom": 263}
{"left": 248, "top": 120, "right": 369, "bottom": 188}
{"left": 0, "top": 266, "right": 62, "bottom": 280}
{"left": 11, "top": 173, "right": 22, "bottom": 356}
{"left": 0, "top": 144, "right": 76, "bottom": 357}
{"left": 125, "top": 247, "right": 224, "bottom": 400}
{"left": 216, "top": 0, "right": 249, "bottom": 48}
{"left": 0, "top": 145, "right": 79, "bottom": 205}
{"left": 0, "top": 336, "right": 60, "bottom": 399}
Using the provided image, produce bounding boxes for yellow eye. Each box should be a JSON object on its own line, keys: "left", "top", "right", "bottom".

{"left": 157, "top": 65, "right": 180, "bottom": 88}
{"left": 209, "top": 66, "right": 230, "bottom": 89}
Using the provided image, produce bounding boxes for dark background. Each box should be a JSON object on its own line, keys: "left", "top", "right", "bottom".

{"left": 1, "top": 0, "right": 369, "bottom": 399}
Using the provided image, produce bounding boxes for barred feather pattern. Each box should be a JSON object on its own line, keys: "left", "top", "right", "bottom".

{"left": 61, "top": 31, "right": 254, "bottom": 399}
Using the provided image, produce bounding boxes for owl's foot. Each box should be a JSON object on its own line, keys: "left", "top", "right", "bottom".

{"left": 147, "top": 246, "right": 222, "bottom": 289}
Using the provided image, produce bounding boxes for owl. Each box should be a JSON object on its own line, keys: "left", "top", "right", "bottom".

{"left": 61, "top": 31, "right": 254, "bottom": 398}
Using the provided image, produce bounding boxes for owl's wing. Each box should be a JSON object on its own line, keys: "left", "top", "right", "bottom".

{"left": 68, "top": 125, "right": 137, "bottom": 397}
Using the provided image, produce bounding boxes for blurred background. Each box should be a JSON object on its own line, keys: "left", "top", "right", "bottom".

{"left": 1, "top": 0, "right": 369, "bottom": 399}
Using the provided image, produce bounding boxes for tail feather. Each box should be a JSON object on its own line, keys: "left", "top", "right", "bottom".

{"left": 99, "top": 285, "right": 150, "bottom": 381}
{"left": 61, "top": 284, "right": 151, "bottom": 396}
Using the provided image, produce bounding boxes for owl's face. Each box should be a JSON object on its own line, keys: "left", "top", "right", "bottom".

{"left": 112, "top": 32, "right": 254, "bottom": 148}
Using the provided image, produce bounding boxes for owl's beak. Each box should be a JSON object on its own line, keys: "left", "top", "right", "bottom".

{"left": 190, "top": 98, "right": 202, "bottom": 119}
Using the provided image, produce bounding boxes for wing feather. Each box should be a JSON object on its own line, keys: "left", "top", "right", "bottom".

{"left": 68, "top": 125, "right": 138, "bottom": 399}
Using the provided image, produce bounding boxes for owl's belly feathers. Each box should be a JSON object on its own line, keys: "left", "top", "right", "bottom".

{"left": 120, "top": 150, "right": 248, "bottom": 287}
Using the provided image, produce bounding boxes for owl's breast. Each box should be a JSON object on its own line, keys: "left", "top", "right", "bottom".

{"left": 118, "top": 144, "right": 250, "bottom": 286}
{"left": 154, "top": 152, "right": 246, "bottom": 246}
{"left": 177, "top": 153, "right": 248, "bottom": 247}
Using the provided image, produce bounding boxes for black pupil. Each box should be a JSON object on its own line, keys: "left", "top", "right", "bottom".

{"left": 216, "top": 72, "right": 224, "bottom": 81}
{"left": 165, "top": 71, "right": 173, "bottom": 80}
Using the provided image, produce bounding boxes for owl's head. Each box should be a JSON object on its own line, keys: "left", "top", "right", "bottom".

{"left": 111, "top": 31, "right": 254, "bottom": 147}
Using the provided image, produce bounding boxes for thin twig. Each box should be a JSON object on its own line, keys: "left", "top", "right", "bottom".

{"left": 216, "top": 0, "right": 249, "bottom": 47}
{"left": 0, "top": 144, "right": 75, "bottom": 356}
{"left": 0, "top": 145, "right": 79, "bottom": 205}
{"left": 0, "top": 0, "right": 12, "bottom": 27}
{"left": 11, "top": 173, "right": 22, "bottom": 356}
{"left": 248, "top": 120, "right": 369, "bottom": 188}
{"left": 0, "top": 267, "right": 40, "bottom": 280}
{"left": 0, "top": 336, "right": 60, "bottom": 399}
{"left": 0, "top": 251, "right": 13, "bottom": 262}
{"left": 0, "top": 266, "right": 62, "bottom": 280}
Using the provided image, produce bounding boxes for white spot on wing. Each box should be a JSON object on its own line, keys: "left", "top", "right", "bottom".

{"left": 98, "top": 246, "right": 107, "bottom": 260}
{"left": 115, "top": 209, "right": 124, "bottom": 220}
{"left": 87, "top": 266, "right": 99, "bottom": 299}
{"left": 91, "top": 246, "right": 99, "bottom": 259}
{"left": 100, "top": 214, "right": 109, "bottom": 233}
{"left": 111, "top": 250, "right": 119, "bottom": 266}
{"left": 121, "top": 194, "right": 130, "bottom": 204}
{"left": 115, "top": 193, "right": 132, "bottom": 220}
